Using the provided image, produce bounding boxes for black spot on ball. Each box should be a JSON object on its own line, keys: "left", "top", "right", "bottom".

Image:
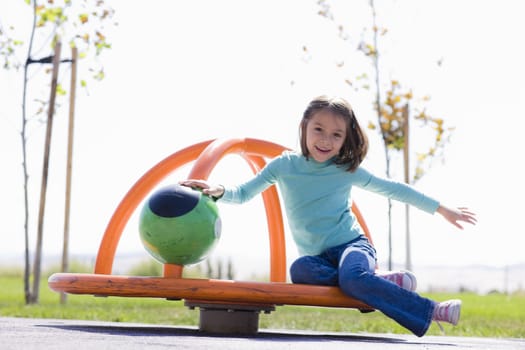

{"left": 148, "top": 184, "right": 199, "bottom": 218}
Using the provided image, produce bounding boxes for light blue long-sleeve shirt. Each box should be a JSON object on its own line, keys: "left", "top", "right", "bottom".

{"left": 221, "top": 151, "right": 440, "bottom": 256}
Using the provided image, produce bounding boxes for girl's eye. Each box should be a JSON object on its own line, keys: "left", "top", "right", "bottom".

{"left": 333, "top": 133, "right": 342, "bottom": 139}
{"left": 314, "top": 127, "right": 323, "bottom": 132}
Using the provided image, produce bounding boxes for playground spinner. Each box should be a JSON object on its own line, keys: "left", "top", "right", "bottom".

{"left": 48, "top": 138, "right": 375, "bottom": 334}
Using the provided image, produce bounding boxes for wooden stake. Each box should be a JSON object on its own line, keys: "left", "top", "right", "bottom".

{"left": 60, "top": 46, "right": 78, "bottom": 304}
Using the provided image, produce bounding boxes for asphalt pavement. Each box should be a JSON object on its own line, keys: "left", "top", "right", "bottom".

{"left": 1, "top": 317, "right": 524, "bottom": 350}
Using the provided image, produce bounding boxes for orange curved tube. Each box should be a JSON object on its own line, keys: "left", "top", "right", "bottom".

{"left": 188, "top": 138, "right": 247, "bottom": 180}
{"left": 95, "top": 138, "right": 290, "bottom": 276}
{"left": 352, "top": 202, "right": 373, "bottom": 246}
{"left": 244, "top": 154, "right": 286, "bottom": 282}
{"left": 94, "top": 140, "right": 213, "bottom": 274}
{"left": 188, "top": 139, "right": 288, "bottom": 282}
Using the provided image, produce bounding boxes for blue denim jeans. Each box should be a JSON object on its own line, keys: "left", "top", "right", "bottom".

{"left": 289, "top": 235, "right": 435, "bottom": 337}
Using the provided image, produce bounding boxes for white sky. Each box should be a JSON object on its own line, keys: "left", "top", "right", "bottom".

{"left": 1, "top": 0, "right": 524, "bottom": 279}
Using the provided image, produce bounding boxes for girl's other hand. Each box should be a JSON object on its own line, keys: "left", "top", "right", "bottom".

{"left": 436, "top": 205, "right": 477, "bottom": 229}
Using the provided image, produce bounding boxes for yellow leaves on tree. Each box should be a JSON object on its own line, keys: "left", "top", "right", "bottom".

{"left": 369, "top": 80, "right": 454, "bottom": 183}
{"left": 35, "top": 6, "right": 66, "bottom": 27}
{"left": 33, "top": 1, "right": 115, "bottom": 83}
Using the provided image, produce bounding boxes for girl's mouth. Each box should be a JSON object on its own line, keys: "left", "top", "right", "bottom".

{"left": 315, "top": 146, "right": 331, "bottom": 154}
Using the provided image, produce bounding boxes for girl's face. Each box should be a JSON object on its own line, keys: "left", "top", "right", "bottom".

{"left": 305, "top": 110, "right": 347, "bottom": 163}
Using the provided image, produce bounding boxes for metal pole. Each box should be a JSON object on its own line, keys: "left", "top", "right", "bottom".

{"left": 402, "top": 104, "right": 412, "bottom": 271}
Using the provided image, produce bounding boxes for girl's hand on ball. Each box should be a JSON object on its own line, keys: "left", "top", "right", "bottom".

{"left": 180, "top": 180, "right": 224, "bottom": 198}
{"left": 179, "top": 179, "right": 210, "bottom": 190}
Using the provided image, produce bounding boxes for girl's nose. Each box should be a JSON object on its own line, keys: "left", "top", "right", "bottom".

{"left": 320, "top": 135, "right": 331, "bottom": 145}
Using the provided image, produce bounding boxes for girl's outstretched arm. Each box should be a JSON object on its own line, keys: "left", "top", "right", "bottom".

{"left": 436, "top": 205, "right": 477, "bottom": 229}
{"left": 179, "top": 179, "right": 225, "bottom": 198}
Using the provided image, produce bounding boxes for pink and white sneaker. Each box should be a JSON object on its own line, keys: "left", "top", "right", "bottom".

{"left": 433, "top": 299, "right": 462, "bottom": 326}
{"left": 377, "top": 270, "right": 418, "bottom": 292}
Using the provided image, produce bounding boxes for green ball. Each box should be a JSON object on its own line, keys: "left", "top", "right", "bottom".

{"left": 139, "top": 184, "right": 221, "bottom": 265}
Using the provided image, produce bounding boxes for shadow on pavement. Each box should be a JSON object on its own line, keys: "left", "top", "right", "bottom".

{"left": 38, "top": 323, "right": 455, "bottom": 347}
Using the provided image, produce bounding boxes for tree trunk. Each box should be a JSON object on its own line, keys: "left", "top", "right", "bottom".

{"left": 29, "top": 42, "right": 62, "bottom": 304}
{"left": 369, "top": 0, "right": 394, "bottom": 270}
{"left": 22, "top": 0, "right": 38, "bottom": 304}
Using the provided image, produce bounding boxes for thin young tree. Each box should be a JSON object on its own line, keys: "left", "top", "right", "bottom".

{"left": 316, "top": 0, "right": 453, "bottom": 270}
{"left": 0, "top": 0, "right": 115, "bottom": 304}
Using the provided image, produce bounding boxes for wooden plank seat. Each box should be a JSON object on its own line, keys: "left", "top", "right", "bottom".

{"left": 48, "top": 273, "right": 370, "bottom": 310}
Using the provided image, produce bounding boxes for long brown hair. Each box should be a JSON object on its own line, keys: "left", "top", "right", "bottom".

{"left": 299, "top": 95, "right": 369, "bottom": 172}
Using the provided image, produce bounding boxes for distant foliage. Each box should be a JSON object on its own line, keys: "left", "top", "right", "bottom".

{"left": 127, "top": 257, "right": 235, "bottom": 280}
{"left": 128, "top": 259, "right": 162, "bottom": 277}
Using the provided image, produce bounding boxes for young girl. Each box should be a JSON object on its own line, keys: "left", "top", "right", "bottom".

{"left": 180, "top": 95, "right": 476, "bottom": 337}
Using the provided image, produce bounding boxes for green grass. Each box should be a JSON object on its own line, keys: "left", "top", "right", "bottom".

{"left": 1, "top": 273, "right": 524, "bottom": 338}
{"left": 261, "top": 293, "right": 525, "bottom": 337}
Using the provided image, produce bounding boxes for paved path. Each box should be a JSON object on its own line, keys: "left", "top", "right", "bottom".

{"left": 2, "top": 317, "right": 523, "bottom": 350}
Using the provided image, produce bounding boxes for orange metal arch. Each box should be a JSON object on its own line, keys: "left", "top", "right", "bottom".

{"left": 94, "top": 140, "right": 213, "bottom": 274}
{"left": 244, "top": 154, "right": 287, "bottom": 282}
{"left": 93, "top": 138, "right": 373, "bottom": 283}
{"left": 186, "top": 138, "right": 288, "bottom": 282}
